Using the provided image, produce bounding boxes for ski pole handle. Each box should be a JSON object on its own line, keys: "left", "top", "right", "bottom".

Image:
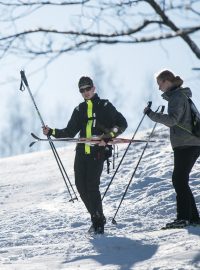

{"left": 144, "top": 101, "right": 152, "bottom": 115}
{"left": 20, "top": 70, "right": 29, "bottom": 87}
{"left": 20, "top": 70, "right": 45, "bottom": 127}
{"left": 160, "top": 105, "right": 165, "bottom": 113}
{"left": 147, "top": 101, "right": 152, "bottom": 108}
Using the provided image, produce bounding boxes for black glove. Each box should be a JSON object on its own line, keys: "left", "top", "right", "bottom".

{"left": 100, "top": 126, "right": 120, "bottom": 140}
{"left": 145, "top": 108, "right": 152, "bottom": 115}
{"left": 43, "top": 125, "right": 54, "bottom": 136}
{"left": 100, "top": 132, "right": 114, "bottom": 140}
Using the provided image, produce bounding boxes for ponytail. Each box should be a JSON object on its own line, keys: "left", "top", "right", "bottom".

{"left": 156, "top": 70, "right": 183, "bottom": 88}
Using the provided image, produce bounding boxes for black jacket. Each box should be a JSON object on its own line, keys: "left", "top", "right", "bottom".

{"left": 53, "top": 94, "right": 127, "bottom": 153}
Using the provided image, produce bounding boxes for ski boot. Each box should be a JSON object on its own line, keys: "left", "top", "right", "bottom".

{"left": 90, "top": 212, "right": 105, "bottom": 234}
{"left": 162, "top": 219, "right": 190, "bottom": 229}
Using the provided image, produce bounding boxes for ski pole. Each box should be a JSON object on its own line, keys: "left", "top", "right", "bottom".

{"left": 19, "top": 70, "right": 78, "bottom": 202}
{"left": 101, "top": 101, "right": 152, "bottom": 201}
{"left": 112, "top": 105, "right": 165, "bottom": 224}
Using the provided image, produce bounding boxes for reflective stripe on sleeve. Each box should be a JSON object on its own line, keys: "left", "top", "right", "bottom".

{"left": 110, "top": 132, "right": 115, "bottom": 138}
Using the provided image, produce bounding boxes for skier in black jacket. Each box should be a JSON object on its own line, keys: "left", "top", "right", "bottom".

{"left": 43, "top": 76, "right": 127, "bottom": 234}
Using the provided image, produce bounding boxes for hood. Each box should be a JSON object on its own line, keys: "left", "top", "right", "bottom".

{"left": 162, "top": 87, "right": 192, "bottom": 101}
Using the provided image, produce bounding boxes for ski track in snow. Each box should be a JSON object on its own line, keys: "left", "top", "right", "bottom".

{"left": 0, "top": 126, "right": 200, "bottom": 269}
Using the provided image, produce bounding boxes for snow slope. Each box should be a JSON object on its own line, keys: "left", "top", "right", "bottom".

{"left": 0, "top": 126, "right": 200, "bottom": 270}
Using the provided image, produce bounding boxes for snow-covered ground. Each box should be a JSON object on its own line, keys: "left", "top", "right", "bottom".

{"left": 0, "top": 126, "right": 200, "bottom": 270}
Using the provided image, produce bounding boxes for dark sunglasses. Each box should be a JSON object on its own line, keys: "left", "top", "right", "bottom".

{"left": 79, "top": 87, "right": 92, "bottom": 93}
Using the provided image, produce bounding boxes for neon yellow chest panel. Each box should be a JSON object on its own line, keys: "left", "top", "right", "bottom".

{"left": 85, "top": 100, "right": 93, "bottom": 154}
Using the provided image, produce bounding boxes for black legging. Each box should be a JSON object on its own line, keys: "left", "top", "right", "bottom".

{"left": 74, "top": 151, "right": 104, "bottom": 217}
{"left": 172, "top": 146, "right": 200, "bottom": 222}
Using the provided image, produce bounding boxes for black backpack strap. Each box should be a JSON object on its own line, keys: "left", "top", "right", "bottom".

{"left": 106, "top": 158, "right": 111, "bottom": 174}
{"left": 112, "top": 144, "right": 119, "bottom": 170}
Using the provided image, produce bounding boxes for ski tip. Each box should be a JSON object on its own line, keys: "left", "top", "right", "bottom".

{"left": 29, "top": 141, "right": 36, "bottom": 148}
{"left": 31, "top": 133, "right": 38, "bottom": 139}
{"left": 161, "top": 227, "right": 168, "bottom": 230}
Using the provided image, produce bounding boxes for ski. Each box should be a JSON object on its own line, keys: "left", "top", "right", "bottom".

{"left": 161, "top": 223, "right": 200, "bottom": 230}
{"left": 161, "top": 225, "right": 186, "bottom": 230}
{"left": 30, "top": 132, "right": 154, "bottom": 147}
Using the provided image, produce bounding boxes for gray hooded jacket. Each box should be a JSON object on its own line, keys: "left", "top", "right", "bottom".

{"left": 148, "top": 87, "right": 200, "bottom": 149}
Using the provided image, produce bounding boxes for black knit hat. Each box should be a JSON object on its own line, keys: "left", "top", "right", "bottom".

{"left": 78, "top": 76, "right": 94, "bottom": 90}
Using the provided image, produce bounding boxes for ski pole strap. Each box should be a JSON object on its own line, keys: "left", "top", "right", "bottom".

{"left": 20, "top": 70, "right": 29, "bottom": 87}
{"left": 160, "top": 105, "right": 165, "bottom": 114}
{"left": 154, "top": 105, "right": 165, "bottom": 114}
{"left": 19, "top": 80, "right": 25, "bottom": 91}
{"left": 112, "top": 145, "right": 115, "bottom": 170}
{"left": 107, "top": 158, "right": 110, "bottom": 174}
{"left": 19, "top": 70, "right": 30, "bottom": 91}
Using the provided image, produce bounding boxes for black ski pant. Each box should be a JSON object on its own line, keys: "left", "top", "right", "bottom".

{"left": 74, "top": 151, "right": 104, "bottom": 218}
{"left": 172, "top": 146, "right": 200, "bottom": 222}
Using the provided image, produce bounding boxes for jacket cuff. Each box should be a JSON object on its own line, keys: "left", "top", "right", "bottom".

{"left": 48, "top": 128, "right": 55, "bottom": 137}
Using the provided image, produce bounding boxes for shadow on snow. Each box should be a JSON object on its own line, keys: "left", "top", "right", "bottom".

{"left": 63, "top": 236, "right": 158, "bottom": 270}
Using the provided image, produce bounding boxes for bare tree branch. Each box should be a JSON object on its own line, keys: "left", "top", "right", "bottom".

{"left": 0, "top": 1, "right": 90, "bottom": 7}
{"left": 0, "top": 0, "right": 199, "bottom": 60}
{"left": 145, "top": 0, "right": 200, "bottom": 59}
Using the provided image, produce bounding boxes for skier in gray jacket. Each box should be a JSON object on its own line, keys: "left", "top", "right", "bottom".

{"left": 144, "top": 69, "right": 200, "bottom": 229}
